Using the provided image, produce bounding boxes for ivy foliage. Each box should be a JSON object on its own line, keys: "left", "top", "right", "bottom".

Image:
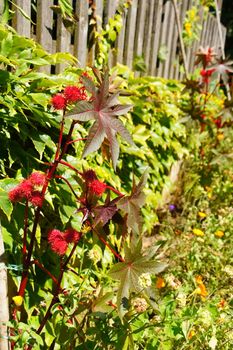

{"left": 0, "top": 24, "right": 188, "bottom": 349}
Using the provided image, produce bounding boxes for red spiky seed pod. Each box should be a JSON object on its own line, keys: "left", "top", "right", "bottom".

{"left": 51, "top": 94, "right": 67, "bottom": 110}
{"left": 89, "top": 179, "right": 107, "bottom": 196}
{"left": 48, "top": 229, "right": 68, "bottom": 255}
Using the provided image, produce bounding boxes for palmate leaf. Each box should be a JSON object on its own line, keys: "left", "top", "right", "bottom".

{"left": 109, "top": 240, "right": 167, "bottom": 319}
{"left": 117, "top": 170, "right": 149, "bottom": 234}
{"left": 210, "top": 59, "right": 233, "bottom": 86}
{"left": 66, "top": 68, "right": 134, "bottom": 170}
{"left": 93, "top": 202, "right": 118, "bottom": 227}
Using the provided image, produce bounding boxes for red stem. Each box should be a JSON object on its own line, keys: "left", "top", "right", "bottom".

{"left": 26, "top": 244, "right": 79, "bottom": 348}
{"left": 31, "top": 260, "right": 59, "bottom": 285}
{"left": 106, "top": 185, "right": 124, "bottom": 197}
{"left": 60, "top": 121, "right": 76, "bottom": 157}
{"left": 22, "top": 201, "right": 29, "bottom": 264}
{"left": 55, "top": 175, "right": 80, "bottom": 200}
{"left": 54, "top": 115, "right": 65, "bottom": 161}
{"left": 67, "top": 137, "right": 87, "bottom": 145}
{"left": 58, "top": 159, "right": 82, "bottom": 175}
{"left": 92, "top": 227, "right": 124, "bottom": 262}
{"left": 16, "top": 115, "right": 75, "bottom": 301}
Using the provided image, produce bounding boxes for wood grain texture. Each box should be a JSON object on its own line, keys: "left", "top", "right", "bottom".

{"left": 12, "top": 0, "right": 31, "bottom": 38}
{"left": 123, "top": 0, "right": 138, "bottom": 69}
{"left": 74, "top": 0, "right": 89, "bottom": 67}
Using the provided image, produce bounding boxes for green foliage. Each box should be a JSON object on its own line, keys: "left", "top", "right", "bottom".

{"left": 183, "top": 6, "right": 202, "bottom": 46}
{"left": 0, "top": 24, "right": 176, "bottom": 349}
{"left": 109, "top": 240, "right": 167, "bottom": 319}
{"left": 1, "top": 14, "right": 232, "bottom": 349}
{"left": 111, "top": 65, "right": 188, "bottom": 232}
{"left": 94, "top": 0, "right": 131, "bottom": 66}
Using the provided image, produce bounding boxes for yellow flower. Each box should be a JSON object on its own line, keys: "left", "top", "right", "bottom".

{"left": 188, "top": 329, "right": 196, "bottom": 339}
{"left": 189, "top": 8, "right": 197, "bottom": 21}
{"left": 198, "top": 211, "right": 207, "bottom": 218}
{"left": 195, "top": 282, "right": 208, "bottom": 297}
{"left": 184, "top": 22, "right": 192, "bottom": 37}
{"left": 215, "top": 230, "right": 224, "bottom": 238}
{"left": 217, "top": 133, "right": 224, "bottom": 141}
{"left": 192, "top": 228, "right": 204, "bottom": 236}
{"left": 12, "top": 295, "right": 23, "bottom": 307}
{"left": 195, "top": 275, "right": 203, "bottom": 284}
{"left": 80, "top": 224, "right": 91, "bottom": 234}
{"left": 156, "top": 277, "right": 165, "bottom": 289}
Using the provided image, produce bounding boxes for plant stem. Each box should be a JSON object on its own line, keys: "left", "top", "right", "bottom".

{"left": 58, "top": 159, "right": 82, "bottom": 175}
{"left": 16, "top": 116, "right": 75, "bottom": 301}
{"left": 67, "top": 137, "right": 87, "bottom": 145}
{"left": 26, "top": 244, "right": 78, "bottom": 350}
{"left": 92, "top": 227, "right": 124, "bottom": 262}
{"left": 22, "top": 201, "right": 29, "bottom": 265}
{"left": 31, "top": 260, "right": 58, "bottom": 285}
{"left": 55, "top": 175, "right": 80, "bottom": 200}
{"left": 54, "top": 115, "right": 65, "bottom": 161}
{"left": 106, "top": 185, "right": 124, "bottom": 197}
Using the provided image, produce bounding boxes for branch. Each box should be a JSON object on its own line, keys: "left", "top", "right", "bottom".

{"left": 0, "top": 220, "right": 10, "bottom": 350}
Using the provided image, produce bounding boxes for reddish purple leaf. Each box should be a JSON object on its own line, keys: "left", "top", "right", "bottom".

{"left": 66, "top": 68, "right": 134, "bottom": 170}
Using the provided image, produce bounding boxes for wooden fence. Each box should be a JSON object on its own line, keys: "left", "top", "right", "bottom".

{"left": 1, "top": 0, "right": 227, "bottom": 79}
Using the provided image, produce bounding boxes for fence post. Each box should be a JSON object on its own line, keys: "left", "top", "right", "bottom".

{"left": 0, "top": 221, "right": 9, "bottom": 350}
{"left": 171, "top": 0, "right": 189, "bottom": 80}
{"left": 12, "top": 0, "right": 31, "bottom": 38}
{"left": 74, "top": 0, "right": 89, "bottom": 68}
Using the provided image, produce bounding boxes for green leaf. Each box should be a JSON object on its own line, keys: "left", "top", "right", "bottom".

{"left": 0, "top": 188, "right": 13, "bottom": 219}
{"left": 92, "top": 291, "right": 114, "bottom": 313}
{"left": 0, "top": 69, "right": 10, "bottom": 84}
{"left": 32, "top": 134, "right": 56, "bottom": 160}
{"left": 29, "top": 93, "right": 49, "bottom": 107}
{"left": 0, "top": 54, "right": 15, "bottom": 67}
{"left": 109, "top": 240, "right": 167, "bottom": 319}
{"left": 117, "top": 170, "right": 149, "bottom": 234}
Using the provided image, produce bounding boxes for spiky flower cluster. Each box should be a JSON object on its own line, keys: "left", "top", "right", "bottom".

{"left": 82, "top": 169, "right": 107, "bottom": 196}
{"left": 89, "top": 179, "right": 107, "bottom": 196}
{"left": 48, "top": 228, "right": 81, "bottom": 255}
{"left": 8, "top": 172, "right": 46, "bottom": 207}
{"left": 51, "top": 85, "right": 87, "bottom": 110}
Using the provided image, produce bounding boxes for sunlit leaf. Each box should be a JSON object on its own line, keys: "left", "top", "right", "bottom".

{"left": 66, "top": 68, "right": 134, "bottom": 170}
{"left": 117, "top": 170, "right": 149, "bottom": 234}
{"left": 109, "top": 240, "right": 167, "bottom": 319}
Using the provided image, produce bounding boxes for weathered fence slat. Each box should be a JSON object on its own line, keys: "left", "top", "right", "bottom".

{"left": 13, "top": 0, "right": 31, "bottom": 38}
{"left": 123, "top": 0, "right": 138, "bottom": 69}
{"left": 134, "top": 0, "right": 147, "bottom": 59}
{"left": 168, "top": 0, "right": 180, "bottom": 79}
{"left": 142, "top": 0, "right": 155, "bottom": 76}
{"left": 163, "top": 1, "right": 176, "bottom": 78}
{"left": 103, "top": 0, "right": 119, "bottom": 26}
{"left": 74, "top": 0, "right": 89, "bottom": 68}
{"left": 3, "top": 0, "right": 226, "bottom": 79}
{"left": 114, "top": 5, "right": 128, "bottom": 65}
{"left": 157, "top": 1, "right": 170, "bottom": 77}
{"left": 149, "top": 0, "right": 163, "bottom": 76}
{"left": 37, "top": 0, "right": 53, "bottom": 73}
